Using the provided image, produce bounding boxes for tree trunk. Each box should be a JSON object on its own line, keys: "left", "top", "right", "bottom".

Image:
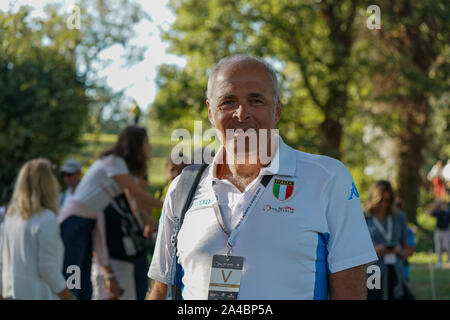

{"left": 396, "top": 98, "right": 430, "bottom": 224}
{"left": 319, "top": 118, "right": 343, "bottom": 160}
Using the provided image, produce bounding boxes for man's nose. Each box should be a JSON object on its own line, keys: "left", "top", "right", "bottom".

{"left": 233, "top": 102, "right": 251, "bottom": 122}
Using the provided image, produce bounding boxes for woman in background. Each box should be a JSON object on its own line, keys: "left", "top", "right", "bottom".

{"left": 92, "top": 171, "right": 155, "bottom": 300}
{"left": 59, "top": 125, "right": 162, "bottom": 300}
{"left": 0, "top": 158, "right": 73, "bottom": 300}
{"left": 365, "top": 180, "right": 414, "bottom": 300}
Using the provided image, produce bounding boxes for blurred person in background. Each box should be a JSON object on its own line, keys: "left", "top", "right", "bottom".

{"left": 152, "top": 148, "right": 214, "bottom": 221}
{"left": 152, "top": 154, "right": 188, "bottom": 222}
{"left": 0, "top": 158, "right": 73, "bottom": 300}
{"left": 428, "top": 200, "right": 450, "bottom": 269}
{"left": 395, "top": 198, "right": 416, "bottom": 282}
{"left": 131, "top": 172, "right": 156, "bottom": 300}
{"left": 365, "top": 180, "right": 414, "bottom": 300}
{"left": 443, "top": 159, "right": 450, "bottom": 200}
{"left": 0, "top": 185, "right": 14, "bottom": 300}
{"left": 92, "top": 171, "right": 157, "bottom": 300}
{"left": 0, "top": 185, "right": 14, "bottom": 224}
{"left": 58, "top": 125, "right": 162, "bottom": 300}
{"left": 427, "top": 160, "right": 446, "bottom": 200}
{"left": 129, "top": 101, "right": 141, "bottom": 125}
{"left": 59, "top": 159, "right": 82, "bottom": 207}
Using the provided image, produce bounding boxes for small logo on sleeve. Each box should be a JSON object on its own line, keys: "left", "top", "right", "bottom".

{"left": 347, "top": 182, "right": 360, "bottom": 200}
{"left": 191, "top": 198, "right": 212, "bottom": 209}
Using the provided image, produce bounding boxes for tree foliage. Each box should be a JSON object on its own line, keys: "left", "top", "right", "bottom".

{"left": 153, "top": 0, "right": 372, "bottom": 159}
{"left": 0, "top": 1, "right": 148, "bottom": 194}
{"left": 362, "top": 0, "right": 450, "bottom": 222}
{"left": 0, "top": 7, "right": 89, "bottom": 191}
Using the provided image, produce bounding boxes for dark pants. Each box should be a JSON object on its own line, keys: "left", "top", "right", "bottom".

{"left": 61, "top": 215, "right": 96, "bottom": 300}
{"left": 367, "top": 265, "right": 414, "bottom": 300}
{"left": 367, "top": 265, "right": 397, "bottom": 300}
{"left": 132, "top": 253, "right": 149, "bottom": 300}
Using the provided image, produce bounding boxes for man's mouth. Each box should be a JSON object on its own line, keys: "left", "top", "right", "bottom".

{"left": 231, "top": 127, "right": 256, "bottom": 133}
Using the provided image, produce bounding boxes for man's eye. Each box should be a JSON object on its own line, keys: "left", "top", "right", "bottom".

{"left": 250, "top": 99, "right": 264, "bottom": 104}
{"left": 219, "top": 100, "right": 235, "bottom": 109}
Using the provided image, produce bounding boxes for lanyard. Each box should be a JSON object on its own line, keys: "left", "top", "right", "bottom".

{"left": 372, "top": 215, "right": 393, "bottom": 244}
{"left": 212, "top": 175, "right": 273, "bottom": 258}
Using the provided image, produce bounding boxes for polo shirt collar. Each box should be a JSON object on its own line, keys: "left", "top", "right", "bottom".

{"left": 209, "top": 134, "right": 296, "bottom": 181}
{"left": 260, "top": 135, "right": 296, "bottom": 177}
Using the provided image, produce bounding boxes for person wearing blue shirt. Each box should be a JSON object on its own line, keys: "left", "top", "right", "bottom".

{"left": 366, "top": 181, "right": 414, "bottom": 300}
{"left": 402, "top": 227, "right": 416, "bottom": 281}
{"left": 395, "top": 199, "right": 416, "bottom": 281}
{"left": 428, "top": 200, "right": 450, "bottom": 268}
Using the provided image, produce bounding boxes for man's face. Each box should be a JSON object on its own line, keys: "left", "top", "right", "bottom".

{"left": 207, "top": 62, "right": 281, "bottom": 158}
{"left": 62, "top": 172, "right": 81, "bottom": 189}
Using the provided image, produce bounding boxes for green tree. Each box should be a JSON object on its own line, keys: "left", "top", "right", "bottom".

{"left": 45, "top": 0, "right": 150, "bottom": 133}
{"left": 0, "top": 7, "right": 89, "bottom": 192}
{"left": 153, "top": 0, "right": 367, "bottom": 161}
{"left": 152, "top": 0, "right": 449, "bottom": 224}
{"left": 0, "top": 1, "right": 148, "bottom": 194}
{"left": 366, "top": 0, "right": 450, "bottom": 223}
{"left": 245, "top": 0, "right": 362, "bottom": 160}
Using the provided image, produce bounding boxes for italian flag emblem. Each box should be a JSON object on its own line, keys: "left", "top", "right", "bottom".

{"left": 273, "top": 179, "right": 295, "bottom": 201}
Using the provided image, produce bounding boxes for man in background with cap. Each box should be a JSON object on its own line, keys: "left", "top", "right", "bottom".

{"left": 60, "top": 159, "right": 82, "bottom": 207}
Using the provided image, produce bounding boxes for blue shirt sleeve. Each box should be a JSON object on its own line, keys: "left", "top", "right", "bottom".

{"left": 407, "top": 228, "right": 415, "bottom": 247}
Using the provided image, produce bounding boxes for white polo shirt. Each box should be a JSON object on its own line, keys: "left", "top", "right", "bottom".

{"left": 148, "top": 136, "right": 377, "bottom": 299}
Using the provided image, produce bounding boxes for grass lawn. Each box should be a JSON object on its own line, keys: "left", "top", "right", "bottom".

{"left": 409, "top": 264, "right": 450, "bottom": 300}
{"left": 409, "top": 252, "right": 450, "bottom": 300}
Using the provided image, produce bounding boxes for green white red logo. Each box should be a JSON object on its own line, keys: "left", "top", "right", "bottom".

{"left": 272, "top": 178, "right": 295, "bottom": 201}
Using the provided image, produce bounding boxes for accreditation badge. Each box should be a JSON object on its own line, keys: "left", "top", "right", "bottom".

{"left": 384, "top": 253, "right": 397, "bottom": 265}
{"left": 208, "top": 255, "right": 244, "bottom": 300}
{"left": 122, "top": 236, "right": 137, "bottom": 256}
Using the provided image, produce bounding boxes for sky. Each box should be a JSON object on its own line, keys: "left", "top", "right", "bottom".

{"left": 1, "top": 0, "right": 186, "bottom": 112}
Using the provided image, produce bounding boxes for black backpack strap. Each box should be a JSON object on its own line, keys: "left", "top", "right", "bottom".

{"left": 167, "top": 163, "right": 208, "bottom": 300}
{"left": 174, "top": 164, "right": 209, "bottom": 227}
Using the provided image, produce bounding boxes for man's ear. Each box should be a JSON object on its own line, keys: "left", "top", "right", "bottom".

{"left": 207, "top": 100, "right": 215, "bottom": 125}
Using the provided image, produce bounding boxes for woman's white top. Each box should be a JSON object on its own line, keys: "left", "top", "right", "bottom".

{"left": 58, "top": 155, "right": 129, "bottom": 267}
{"left": 0, "top": 209, "right": 67, "bottom": 299}
{"left": 71, "top": 155, "right": 129, "bottom": 213}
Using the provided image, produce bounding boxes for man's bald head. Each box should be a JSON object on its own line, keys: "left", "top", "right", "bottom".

{"left": 206, "top": 55, "right": 279, "bottom": 104}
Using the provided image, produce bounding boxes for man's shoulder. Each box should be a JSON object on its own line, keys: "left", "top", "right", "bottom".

{"left": 165, "top": 174, "right": 182, "bottom": 202}
{"left": 289, "top": 147, "right": 351, "bottom": 180}
{"left": 164, "top": 164, "right": 210, "bottom": 201}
